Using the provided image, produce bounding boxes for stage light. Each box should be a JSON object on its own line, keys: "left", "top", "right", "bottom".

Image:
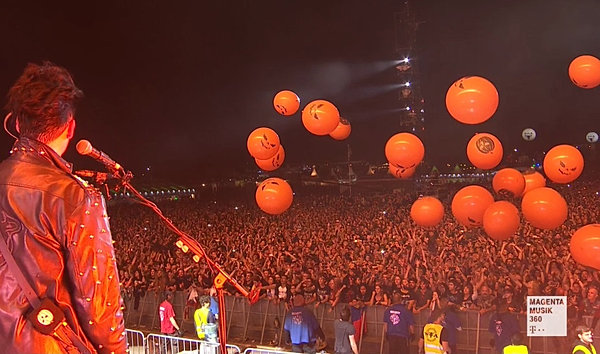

{"left": 405, "top": 106, "right": 411, "bottom": 110}
{"left": 403, "top": 57, "right": 410, "bottom": 63}
{"left": 404, "top": 81, "right": 411, "bottom": 87}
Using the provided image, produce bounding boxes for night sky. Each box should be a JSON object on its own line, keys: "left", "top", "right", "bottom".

{"left": 1, "top": 0, "right": 599, "bottom": 182}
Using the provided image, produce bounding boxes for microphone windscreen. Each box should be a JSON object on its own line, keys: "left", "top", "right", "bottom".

{"left": 76, "top": 140, "right": 93, "bottom": 155}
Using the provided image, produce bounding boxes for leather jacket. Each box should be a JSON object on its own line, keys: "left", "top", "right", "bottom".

{"left": 0, "top": 138, "right": 126, "bottom": 354}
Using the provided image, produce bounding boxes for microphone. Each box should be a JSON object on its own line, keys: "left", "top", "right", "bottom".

{"left": 76, "top": 140, "right": 122, "bottom": 172}
{"left": 74, "top": 170, "right": 116, "bottom": 180}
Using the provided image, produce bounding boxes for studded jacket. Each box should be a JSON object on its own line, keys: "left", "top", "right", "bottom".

{"left": 0, "top": 138, "right": 126, "bottom": 354}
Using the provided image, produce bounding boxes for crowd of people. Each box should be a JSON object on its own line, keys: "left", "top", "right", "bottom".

{"left": 109, "top": 175, "right": 600, "bottom": 342}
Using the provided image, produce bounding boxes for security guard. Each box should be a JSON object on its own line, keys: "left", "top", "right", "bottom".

{"left": 572, "top": 325, "right": 596, "bottom": 354}
{"left": 419, "top": 309, "right": 450, "bottom": 354}
{"left": 503, "top": 333, "right": 528, "bottom": 354}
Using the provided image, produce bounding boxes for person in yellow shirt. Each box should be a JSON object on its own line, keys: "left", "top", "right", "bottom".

{"left": 503, "top": 333, "right": 528, "bottom": 354}
{"left": 194, "top": 296, "right": 212, "bottom": 340}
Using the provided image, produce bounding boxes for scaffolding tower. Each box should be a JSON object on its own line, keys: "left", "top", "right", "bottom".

{"left": 394, "top": 1, "right": 425, "bottom": 133}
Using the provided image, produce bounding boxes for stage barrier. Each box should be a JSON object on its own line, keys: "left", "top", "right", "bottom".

{"left": 146, "top": 333, "right": 241, "bottom": 354}
{"left": 125, "top": 291, "right": 594, "bottom": 354}
{"left": 125, "top": 329, "right": 145, "bottom": 354}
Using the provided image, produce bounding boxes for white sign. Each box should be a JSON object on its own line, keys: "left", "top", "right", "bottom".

{"left": 526, "top": 296, "right": 567, "bottom": 336}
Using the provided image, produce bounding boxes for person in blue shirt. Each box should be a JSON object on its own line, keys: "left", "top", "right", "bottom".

{"left": 284, "top": 294, "right": 320, "bottom": 353}
{"left": 489, "top": 303, "right": 520, "bottom": 354}
{"left": 442, "top": 303, "right": 462, "bottom": 354}
{"left": 383, "top": 293, "right": 415, "bottom": 353}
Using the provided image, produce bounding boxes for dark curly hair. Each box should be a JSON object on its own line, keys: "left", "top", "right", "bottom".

{"left": 5, "top": 61, "right": 83, "bottom": 143}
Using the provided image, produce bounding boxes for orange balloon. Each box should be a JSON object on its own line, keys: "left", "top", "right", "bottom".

{"left": 329, "top": 117, "right": 351, "bottom": 140}
{"left": 445, "top": 76, "right": 499, "bottom": 124}
{"left": 522, "top": 171, "right": 546, "bottom": 195}
{"left": 521, "top": 187, "right": 567, "bottom": 230}
{"left": 389, "top": 163, "right": 416, "bottom": 179}
{"left": 568, "top": 55, "right": 600, "bottom": 89}
{"left": 483, "top": 201, "right": 520, "bottom": 241}
{"left": 451, "top": 185, "right": 495, "bottom": 227}
{"left": 570, "top": 224, "right": 600, "bottom": 270}
{"left": 410, "top": 196, "right": 444, "bottom": 227}
{"left": 255, "top": 177, "right": 293, "bottom": 215}
{"left": 255, "top": 145, "right": 285, "bottom": 171}
{"left": 543, "top": 144, "right": 584, "bottom": 184}
{"left": 466, "top": 132, "right": 503, "bottom": 169}
{"left": 493, "top": 168, "right": 525, "bottom": 197}
{"left": 273, "top": 90, "right": 300, "bottom": 116}
{"left": 384, "top": 132, "right": 425, "bottom": 169}
{"left": 247, "top": 127, "right": 281, "bottom": 160}
{"left": 301, "top": 99, "right": 340, "bottom": 136}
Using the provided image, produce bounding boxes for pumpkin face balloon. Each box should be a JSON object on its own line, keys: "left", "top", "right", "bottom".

{"left": 247, "top": 127, "right": 281, "bottom": 160}
{"left": 445, "top": 76, "right": 499, "bottom": 125}
{"left": 543, "top": 144, "right": 584, "bottom": 184}
{"left": 273, "top": 90, "right": 300, "bottom": 116}
{"left": 451, "top": 185, "right": 495, "bottom": 227}
{"left": 301, "top": 99, "right": 340, "bottom": 136}
{"left": 255, "top": 145, "right": 285, "bottom": 172}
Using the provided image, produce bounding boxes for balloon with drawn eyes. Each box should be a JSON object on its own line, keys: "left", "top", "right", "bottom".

{"left": 384, "top": 132, "right": 425, "bottom": 169}
{"left": 521, "top": 187, "right": 567, "bottom": 230}
{"left": 255, "top": 145, "right": 285, "bottom": 172}
{"left": 329, "top": 117, "right": 351, "bottom": 141}
{"left": 586, "top": 131, "right": 599, "bottom": 143}
{"left": 522, "top": 128, "right": 536, "bottom": 141}
{"left": 451, "top": 185, "right": 495, "bottom": 227}
{"left": 543, "top": 144, "right": 584, "bottom": 184}
{"left": 466, "top": 132, "right": 503, "bottom": 170}
{"left": 273, "top": 90, "right": 300, "bottom": 116}
{"left": 568, "top": 55, "right": 600, "bottom": 89}
{"left": 388, "top": 162, "right": 416, "bottom": 179}
{"left": 255, "top": 177, "right": 293, "bottom": 215}
{"left": 247, "top": 127, "right": 280, "bottom": 160}
{"left": 570, "top": 224, "right": 600, "bottom": 270}
{"left": 445, "top": 76, "right": 499, "bottom": 124}
{"left": 301, "top": 99, "right": 340, "bottom": 136}
{"left": 493, "top": 168, "right": 526, "bottom": 198}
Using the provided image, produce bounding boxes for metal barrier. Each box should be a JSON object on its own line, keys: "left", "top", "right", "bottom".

{"left": 126, "top": 292, "right": 595, "bottom": 354}
{"left": 243, "top": 348, "right": 294, "bottom": 354}
{"left": 125, "top": 329, "right": 146, "bottom": 354}
{"left": 146, "top": 333, "right": 241, "bottom": 354}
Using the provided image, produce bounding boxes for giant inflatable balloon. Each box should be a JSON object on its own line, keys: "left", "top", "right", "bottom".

{"left": 522, "top": 171, "right": 546, "bottom": 195}
{"left": 389, "top": 163, "right": 416, "bottom": 179}
{"left": 273, "top": 90, "right": 300, "bottom": 116}
{"left": 329, "top": 118, "right": 351, "bottom": 140}
{"left": 483, "top": 201, "right": 520, "bottom": 241}
{"left": 570, "top": 224, "right": 600, "bottom": 270}
{"left": 451, "top": 185, "right": 495, "bottom": 227}
{"left": 410, "top": 196, "right": 444, "bottom": 227}
{"left": 521, "top": 187, "right": 567, "bottom": 230}
{"left": 301, "top": 100, "right": 340, "bottom": 136}
{"left": 255, "top": 145, "right": 285, "bottom": 172}
{"left": 522, "top": 128, "right": 536, "bottom": 141}
{"left": 446, "top": 76, "right": 499, "bottom": 124}
{"left": 247, "top": 127, "right": 281, "bottom": 160}
{"left": 255, "top": 178, "right": 293, "bottom": 215}
{"left": 384, "top": 132, "right": 425, "bottom": 170}
{"left": 493, "top": 168, "right": 525, "bottom": 197}
{"left": 466, "top": 132, "right": 503, "bottom": 170}
{"left": 543, "top": 144, "right": 584, "bottom": 184}
{"left": 568, "top": 55, "right": 600, "bottom": 89}
{"left": 586, "top": 132, "right": 599, "bottom": 143}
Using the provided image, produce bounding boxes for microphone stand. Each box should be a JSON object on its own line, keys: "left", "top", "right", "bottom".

{"left": 100, "top": 168, "right": 249, "bottom": 354}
